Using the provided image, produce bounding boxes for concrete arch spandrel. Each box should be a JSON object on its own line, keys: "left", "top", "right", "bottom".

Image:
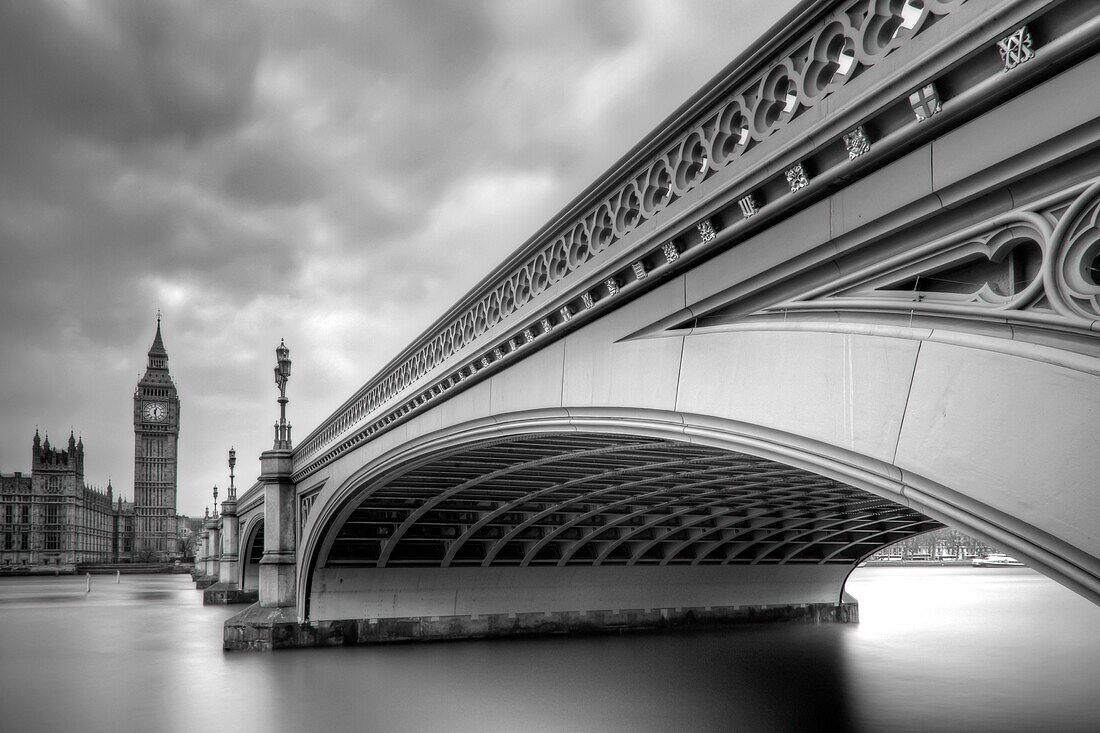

{"left": 675, "top": 328, "right": 921, "bottom": 464}
{"left": 894, "top": 338, "right": 1100, "bottom": 562}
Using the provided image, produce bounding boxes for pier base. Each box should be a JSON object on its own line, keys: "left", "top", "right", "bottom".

{"left": 203, "top": 582, "right": 259, "bottom": 605}
{"left": 193, "top": 575, "right": 218, "bottom": 589}
{"left": 223, "top": 597, "right": 857, "bottom": 651}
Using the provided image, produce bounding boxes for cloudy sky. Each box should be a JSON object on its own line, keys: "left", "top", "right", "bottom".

{"left": 0, "top": 0, "right": 796, "bottom": 517}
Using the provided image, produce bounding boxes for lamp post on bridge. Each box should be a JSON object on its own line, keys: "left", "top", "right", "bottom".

{"left": 274, "top": 340, "right": 292, "bottom": 450}
{"left": 197, "top": 507, "right": 210, "bottom": 581}
{"left": 218, "top": 447, "right": 240, "bottom": 587}
{"left": 207, "top": 485, "right": 221, "bottom": 580}
{"left": 259, "top": 339, "right": 297, "bottom": 609}
{"left": 228, "top": 447, "right": 236, "bottom": 501}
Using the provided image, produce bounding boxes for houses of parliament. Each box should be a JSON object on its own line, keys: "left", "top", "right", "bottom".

{"left": 0, "top": 318, "right": 183, "bottom": 566}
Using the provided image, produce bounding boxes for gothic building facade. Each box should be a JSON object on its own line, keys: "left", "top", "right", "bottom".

{"left": 1, "top": 317, "right": 184, "bottom": 567}
{"left": 0, "top": 430, "right": 134, "bottom": 566}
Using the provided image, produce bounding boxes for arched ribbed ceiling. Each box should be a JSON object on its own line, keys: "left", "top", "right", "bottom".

{"left": 323, "top": 433, "right": 940, "bottom": 569}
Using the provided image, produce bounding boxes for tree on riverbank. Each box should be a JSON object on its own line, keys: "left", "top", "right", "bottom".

{"left": 874, "top": 528, "right": 996, "bottom": 559}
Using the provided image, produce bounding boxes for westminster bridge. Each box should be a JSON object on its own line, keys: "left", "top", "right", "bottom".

{"left": 194, "top": 0, "right": 1100, "bottom": 649}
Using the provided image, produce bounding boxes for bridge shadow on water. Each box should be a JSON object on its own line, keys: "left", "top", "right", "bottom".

{"left": 235, "top": 623, "right": 859, "bottom": 732}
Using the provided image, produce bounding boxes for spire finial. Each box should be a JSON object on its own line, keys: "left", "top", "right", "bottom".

{"left": 157, "top": 308, "right": 161, "bottom": 325}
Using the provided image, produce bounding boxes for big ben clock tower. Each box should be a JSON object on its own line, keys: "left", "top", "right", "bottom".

{"left": 133, "top": 314, "right": 180, "bottom": 560}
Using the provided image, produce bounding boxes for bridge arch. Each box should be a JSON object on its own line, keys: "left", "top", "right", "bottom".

{"left": 298, "top": 402, "right": 1098, "bottom": 622}
{"left": 239, "top": 516, "right": 264, "bottom": 593}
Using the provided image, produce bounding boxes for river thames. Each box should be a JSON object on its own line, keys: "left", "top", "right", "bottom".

{"left": 1, "top": 567, "right": 1098, "bottom": 732}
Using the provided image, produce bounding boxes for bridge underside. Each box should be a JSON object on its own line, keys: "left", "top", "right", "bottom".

{"left": 223, "top": 433, "right": 943, "bottom": 649}
{"left": 323, "top": 433, "right": 939, "bottom": 570}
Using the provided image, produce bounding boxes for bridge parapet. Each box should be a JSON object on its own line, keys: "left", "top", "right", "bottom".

{"left": 291, "top": 0, "right": 1098, "bottom": 484}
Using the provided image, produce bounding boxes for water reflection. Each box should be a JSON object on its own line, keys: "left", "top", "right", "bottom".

{"left": 0, "top": 569, "right": 1098, "bottom": 732}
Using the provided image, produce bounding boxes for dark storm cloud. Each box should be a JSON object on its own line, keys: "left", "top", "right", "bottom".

{"left": 0, "top": 0, "right": 270, "bottom": 334}
{"left": 220, "top": 136, "right": 325, "bottom": 206}
{"left": 0, "top": 1, "right": 260, "bottom": 143}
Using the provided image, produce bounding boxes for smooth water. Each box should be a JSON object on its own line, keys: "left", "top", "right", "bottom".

{"left": 0, "top": 567, "right": 1098, "bottom": 732}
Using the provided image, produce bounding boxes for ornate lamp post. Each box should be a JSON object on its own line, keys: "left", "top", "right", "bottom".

{"left": 217, "top": 446, "right": 241, "bottom": 588}
{"left": 274, "top": 339, "right": 293, "bottom": 449}
{"left": 227, "top": 447, "right": 236, "bottom": 501}
{"left": 212, "top": 484, "right": 219, "bottom": 518}
{"left": 257, "top": 338, "right": 297, "bottom": 610}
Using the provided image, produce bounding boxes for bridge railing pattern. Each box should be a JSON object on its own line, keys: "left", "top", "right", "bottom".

{"left": 292, "top": 0, "right": 974, "bottom": 475}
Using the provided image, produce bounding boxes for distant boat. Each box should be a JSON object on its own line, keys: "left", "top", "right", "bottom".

{"left": 971, "top": 553, "right": 1025, "bottom": 567}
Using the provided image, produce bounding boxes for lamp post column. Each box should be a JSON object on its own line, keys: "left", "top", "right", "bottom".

{"left": 198, "top": 508, "right": 211, "bottom": 578}
{"left": 207, "top": 485, "right": 221, "bottom": 581}
{"left": 259, "top": 340, "right": 297, "bottom": 608}
{"left": 219, "top": 448, "right": 240, "bottom": 586}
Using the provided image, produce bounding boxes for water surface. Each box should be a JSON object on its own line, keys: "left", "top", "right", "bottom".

{"left": 1, "top": 567, "right": 1097, "bottom": 732}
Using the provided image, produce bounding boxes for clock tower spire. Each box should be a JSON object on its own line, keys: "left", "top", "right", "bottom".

{"left": 146, "top": 310, "right": 169, "bottom": 372}
{"left": 133, "top": 313, "right": 181, "bottom": 561}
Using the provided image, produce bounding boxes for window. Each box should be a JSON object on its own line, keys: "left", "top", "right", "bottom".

{"left": 4, "top": 505, "right": 11, "bottom": 524}
{"left": 45, "top": 534, "right": 59, "bottom": 551}
{"left": 46, "top": 505, "right": 58, "bottom": 525}
{"left": 3, "top": 533, "right": 10, "bottom": 550}
{"left": 20, "top": 506, "right": 29, "bottom": 524}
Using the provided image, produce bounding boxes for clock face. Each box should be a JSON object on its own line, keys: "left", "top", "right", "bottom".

{"left": 143, "top": 402, "right": 167, "bottom": 422}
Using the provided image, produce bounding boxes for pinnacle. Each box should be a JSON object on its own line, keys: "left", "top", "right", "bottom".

{"left": 148, "top": 317, "right": 168, "bottom": 358}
